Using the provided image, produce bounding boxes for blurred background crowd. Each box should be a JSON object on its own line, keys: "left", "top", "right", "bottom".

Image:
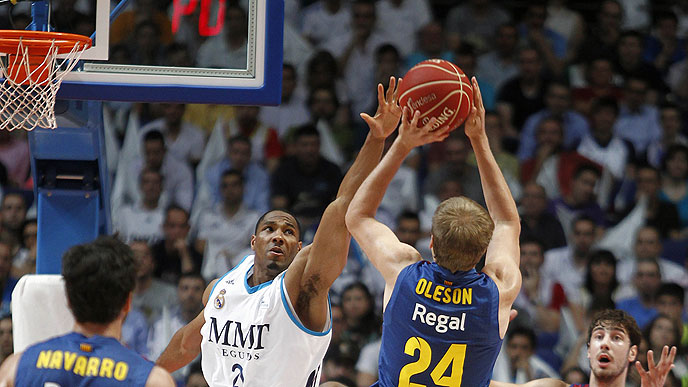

{"left": 1, "top": 0, "right": 688, "bottom": 385}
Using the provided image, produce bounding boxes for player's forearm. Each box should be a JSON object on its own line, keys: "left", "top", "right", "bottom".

{"left": 468, "top": 133, "right": 519, "bottom": 223}
{"left": 156, "top": 327, "right": 200, "bottom": 372}
{"left": 347, "top": 139, "right": 410, "bottom": 224}
{"left": 336, "top": 133, "right": 385, "bottom": 201}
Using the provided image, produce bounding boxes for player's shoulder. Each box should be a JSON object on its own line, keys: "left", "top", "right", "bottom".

{"left": 145, "top": 365, "right": 175, "bottom": 387}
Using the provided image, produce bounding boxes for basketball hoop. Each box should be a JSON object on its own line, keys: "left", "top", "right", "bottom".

{"left": 0, "top": 31, "right": 91, "bottom": 131}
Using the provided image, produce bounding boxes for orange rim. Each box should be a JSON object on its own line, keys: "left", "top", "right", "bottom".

{"left": 0, "top": 30, "right": 91, "bottom": 55}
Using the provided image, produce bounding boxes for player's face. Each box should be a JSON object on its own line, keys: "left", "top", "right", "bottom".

{"left": 587, "top": 324, "right": 637, "bottom": 382}
{"left": 251, "top": 211, "right": 302, "bottom": 279}
{"left": 0, "top": 318, "right": 11, "bottom": 357}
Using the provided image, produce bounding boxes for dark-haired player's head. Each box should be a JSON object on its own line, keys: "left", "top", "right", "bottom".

{"left": 586, "top": 309, "right": 641, "bottom": 380}
{"left": 251, "top": 210, "right": 303, "bottom": 280}
{"left": 431, "top": 196, "right": 494, "bottom": 272}
{"left": 143, "top": 130, "right": 166, "bottom": 170}
{"left": 62, "top": 237, "right": 137, "bottom": 325}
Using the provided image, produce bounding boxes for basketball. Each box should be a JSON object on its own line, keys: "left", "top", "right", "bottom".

{"left": 397, "top": 59, "right": 473, "bottom": 132}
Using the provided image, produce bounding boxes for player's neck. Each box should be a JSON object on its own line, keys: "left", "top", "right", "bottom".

{"left": 589, "top": 370, "right": 628, "bottom": 387}
{"left": 73, "top": 320, "right": 122, "bottom": 341}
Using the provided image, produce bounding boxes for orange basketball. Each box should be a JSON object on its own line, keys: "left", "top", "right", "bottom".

{"left": 398, "top": 59, "right": 473, "bottom": 132}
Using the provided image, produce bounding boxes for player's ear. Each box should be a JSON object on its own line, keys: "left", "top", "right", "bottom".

{"left": 250, "top": 235, "right": 256, "bottom": 250}
{"left": 297, "top": 241, "right": 303, "bottom": 250}
{"left": 628, "top": 345, "right": 638, "bottom": 362}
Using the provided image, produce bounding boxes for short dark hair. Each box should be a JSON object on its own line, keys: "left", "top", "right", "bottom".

{"left": 375, "top": 44, "right": 400, "bottom": 62}
{"left": 584, "top": 249, "right": 619, "bottom": 294}
{"left": 573, "top": 163, "right": 601, "bottom": 180}
{"left": 165, "top": 204, "right": 189, "bottom": 222}
{"left": 591, "top": 97, "right": 619, "bottom": 117}
{"left": 221, "top": 168, "right": 244, "bottom": 184}
{"left": 657, "top": 283, "right": 685, "bottom": 304}
{"left": 397, "top": 210, "right": 420, "bottom": 224}
{"left": 507, "top": 326, "right": 537, "bottom": 349}
{"left": 254, "top": 210, "right": 302, "bottom": 241}
{"left": 307, "top": 86, "right": 340, "bottom": 111}
{"left": 62, "top": 237, "right": 137, "bottom": 324}
{"left": 178, "top": 271, "right": 206, "bottom": 287}
{"left": 293, "top": 124, "right": 320, "bottom": 141}
{"left": 587, "top": 309, "right": 642, "bottom": 348}
{"left": 228, "top": 135, "right": 251, "bottom": 148}
{"left": 143, "top": 129, "right": 165, "bottom": 145}
{"left": 139, "top": 167, "right": 163, "bottom": 184}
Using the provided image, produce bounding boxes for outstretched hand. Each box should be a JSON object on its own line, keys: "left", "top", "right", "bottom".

{"left": 360, "top": 76, "right": 403, "bottom": 140}
{"left": 464, "top": 76, "right": 486, "bottom": 139}
{"left": 635, "top": 345, "right": 677, "bottom": 387}
{"left": 397, "top": 107, "right": 449, "bottom": 150}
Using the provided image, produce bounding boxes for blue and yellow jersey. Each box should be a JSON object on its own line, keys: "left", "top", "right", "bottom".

{"left": 376, "top": 261, "right": 502, "bottom": 387}
{"left": 16, "top": 332, "right": 153, "bottom": 386}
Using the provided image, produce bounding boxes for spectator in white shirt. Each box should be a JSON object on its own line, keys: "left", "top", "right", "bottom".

{"left": 112, "top": 130, "right": 194, "bottom": 212}
{"left": 114, "top": 168, "right": 166, "bottom": 244}
{"left": 148, "top": 272, "right": 205, "bottom": 383}
{"left": 194, "top": 169, "right": 259, "bottom": 280}
{"left": 259, "top": 64, "right": 311, "bottom": 138}
{"left": 196, "top": 4, "right": 248, "bottom": 69}
{"left": 493, "top": 326, "right": 560, "bottom": 383}
{"left": 140, "top": 104, "right": 206, "bottom": 168}
{"left": 301, "top": 0, "right": 351, "bottom": 49}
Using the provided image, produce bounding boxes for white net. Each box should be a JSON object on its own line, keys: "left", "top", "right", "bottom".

{"left": 0, "top": 37, "right": 88, "bottom": 131}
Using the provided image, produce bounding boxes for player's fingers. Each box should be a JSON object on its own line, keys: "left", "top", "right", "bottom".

{"left": 410, "top": 110, "right": 421, "bottom": 128}
{"left": 360, "top": 113, "right": 375, "bottom": 127}
{"left": 394, "top": 78, "right": 403, "bottom": 103}
{"left": 377, "top": 83, "right": 385, "bottom": 106}
{"left": 386, "top": 76, "right": 396, "bottom": 102}
{"left": 472, "top": 77, "right": 484, "bottom": 111}
{"left": 647, "top": 349, "right": 656, "bottom": 370}
{"left": 634, "top": 361, "right": 647, "bottom": 377}
{"left": 401, "top": 106, "right": 410, "bottom": 124}
{"left": 667, "top": 345, "right": 677, "bottom": 365}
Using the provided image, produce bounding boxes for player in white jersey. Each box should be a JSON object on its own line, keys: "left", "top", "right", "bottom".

{"left": 156, "top": 78, "right": 405, "bottom": 386}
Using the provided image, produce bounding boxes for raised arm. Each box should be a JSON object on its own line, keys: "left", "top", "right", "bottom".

{"left": 465, "top": 77, "right": 521, "bottom": 338}
{"left": 346, "top": 108, "right": 447, "bottom": 309}
{"left": 156, "top": 278, "right": 217, "bottom": 372}
{"left": 284, "top": 78, "right": 402, "bottom": 331}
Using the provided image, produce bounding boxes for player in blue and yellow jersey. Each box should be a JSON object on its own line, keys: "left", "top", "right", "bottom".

{"left": 490, "top": 309, "right": 677, "bottom": 387}
{"left": 346, "top": 77, "right": 521, "bottom": 387}
{"left": 0, "top": 237, "right": 174, "bottom": 386}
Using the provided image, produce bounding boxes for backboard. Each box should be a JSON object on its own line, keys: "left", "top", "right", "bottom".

{"left": 41, "top": 0, "right": 283, "bottom": 105}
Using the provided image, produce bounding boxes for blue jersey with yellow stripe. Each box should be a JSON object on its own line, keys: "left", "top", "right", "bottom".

{"left": 376, "top": 260, "right": 502, "bottom": 387}
{"left": 16, "top": 332, "right": 153, "bottom": 386}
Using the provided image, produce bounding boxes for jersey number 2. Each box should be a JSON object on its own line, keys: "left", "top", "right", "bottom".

{"left": 398, "top": 337, "right": 467, "bottom": 387}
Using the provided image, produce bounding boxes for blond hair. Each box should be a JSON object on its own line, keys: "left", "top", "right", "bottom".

{"left": 431, "top": 197, "right": 494, "bottom": 271}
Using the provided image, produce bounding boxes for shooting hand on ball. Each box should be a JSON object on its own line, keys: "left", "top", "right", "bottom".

{"left": 464, "top": 77, "right": 486, "bottom": 139}
{"left": 361, "top": 76, "right": 403, "bottom": 140}
{"left": 397, "top": 107, "right": 448, "bottom": 150}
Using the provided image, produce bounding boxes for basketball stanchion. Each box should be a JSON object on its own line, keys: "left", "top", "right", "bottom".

{"left": 0, "top": 30, "right": 91, "bottom": 131}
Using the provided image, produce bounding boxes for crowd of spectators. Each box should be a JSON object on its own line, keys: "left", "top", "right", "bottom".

{"left": 2, "top": 0, "right": 688, "bottom": 386}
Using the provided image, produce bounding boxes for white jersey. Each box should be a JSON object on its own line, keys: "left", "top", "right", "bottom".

{"left": 201, "top": 255, "right": 331, "bottom": 387}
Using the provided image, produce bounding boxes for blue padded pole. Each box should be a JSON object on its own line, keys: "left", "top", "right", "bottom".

{"left": 27, "top": 0, "right": 50, "bottom": 31}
